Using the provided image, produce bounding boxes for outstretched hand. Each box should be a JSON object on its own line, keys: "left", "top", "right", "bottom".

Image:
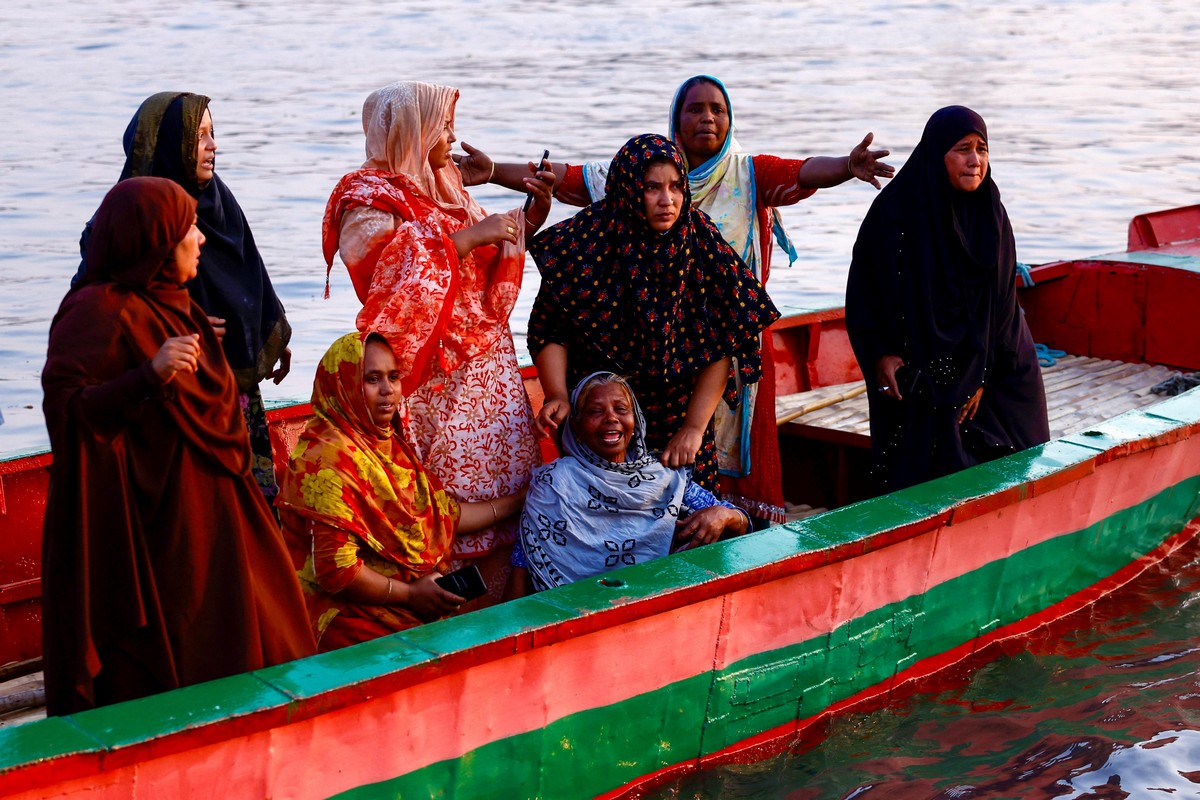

{"left": 848, "top": 132, "right": 894, "bottom": 190}
{"left": 454, "top": 141, "right": 494, "bottom": 187}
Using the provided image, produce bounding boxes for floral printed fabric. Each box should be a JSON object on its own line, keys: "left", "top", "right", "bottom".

{"left": 276, "top": 332, "right": 460, "bottom": 645}
{"left": 402, "top": 333, "right": 539, "bottom": 560}
{"left": 528, "top": 134, "right": 779, "bottom": 491}
{"left": 322, "top": 169, "right": 524, "bottom": 395}
{"left": 322, "top": 81, "right": 538, "bottom": 576}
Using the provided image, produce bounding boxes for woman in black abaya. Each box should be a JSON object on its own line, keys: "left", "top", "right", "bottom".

{"left": 846, "top": 106, "right": 1049, "bottom": 493}
{"left": 77, "top": 92, "right": 291, "bottom": 499}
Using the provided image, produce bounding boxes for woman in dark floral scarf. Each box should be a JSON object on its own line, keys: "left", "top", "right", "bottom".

{"left": 527, "top": 134, "right": 779, "bottom": 492}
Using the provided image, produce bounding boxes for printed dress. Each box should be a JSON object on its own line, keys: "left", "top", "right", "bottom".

{"left": 322, "top": 82, "right": 540, "bottom": 604}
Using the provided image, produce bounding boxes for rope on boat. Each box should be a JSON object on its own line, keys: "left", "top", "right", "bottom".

{"left": 1036, "top": 343, "right": 1066, "bottom": 368}
{"left": 1016, "top": 262, "right": 1035, "bottom": 287}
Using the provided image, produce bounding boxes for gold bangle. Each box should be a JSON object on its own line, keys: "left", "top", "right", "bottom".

{"left": 487, "top": 499, "right": 498, "bottom": 525}
{"left": 382, "top": 579, "right": 393, "bottom": 605}
{"left": 487, "top": 162, "right": 495, "bottom": 183}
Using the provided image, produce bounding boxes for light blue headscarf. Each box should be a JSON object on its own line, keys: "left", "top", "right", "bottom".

{"left": 667, "top": 74, "right": 798, "bottom": 276}
{"left": 518, "top": 373, "right": 690, "bottom": 591}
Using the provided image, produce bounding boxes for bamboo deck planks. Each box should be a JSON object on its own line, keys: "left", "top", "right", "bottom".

{"left": 776, "top": 355, "right": 1180, "bottom": 439}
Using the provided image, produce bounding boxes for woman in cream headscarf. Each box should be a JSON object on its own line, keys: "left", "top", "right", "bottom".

{"left": 322, "top": 81, "right": 552, "bottom": 605}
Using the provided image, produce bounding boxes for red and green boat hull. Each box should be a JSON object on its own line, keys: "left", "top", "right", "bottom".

{"left": 2, "top": 389, "right": 1198, "bottom": 799}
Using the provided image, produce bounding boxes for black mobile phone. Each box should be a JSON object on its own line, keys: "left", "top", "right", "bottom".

{"left": 895, "top": 365, "right": 924, "bottom": 397}
{"left": 435, "top": 564, "right": 488, "bottom": 601}
{"left": 522, "top": 149, "right": 551, "bottom": 213}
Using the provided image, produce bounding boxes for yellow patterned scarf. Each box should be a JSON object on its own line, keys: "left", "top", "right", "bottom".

{"left": 276, "top": 332, "right": 457, "bottom": 580}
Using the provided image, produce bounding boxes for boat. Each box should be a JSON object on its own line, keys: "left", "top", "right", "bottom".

{"left": 0, "top": 206, "right": 1198, "bottom": 799}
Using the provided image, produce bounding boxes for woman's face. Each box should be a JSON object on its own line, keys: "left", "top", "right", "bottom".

{"left": 676, "top": 80, "right": 730, "bottom": 166}
{"left": 168, "top": 218, "right": 205, "bottom": 283}
{"left": 427, "top": 112, "right": 457, "bottom": 170}
{"left": 362, "top": 339, "right": 401, "bottom": 429}
{"left": 574, "top": 382, "right": 635, "bottom": 463}
{"left": 195, "top": 108, "right": 217, "bottom": 184}
{"left": 643, "top": 160, "right": 685, "bottom": 232}
{"left": 943, "top": 132, "right": 988, "bottom": 192}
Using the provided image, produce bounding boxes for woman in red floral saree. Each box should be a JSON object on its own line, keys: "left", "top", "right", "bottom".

{"left": 322, "top": 82, "right": 551, "bottom": 604}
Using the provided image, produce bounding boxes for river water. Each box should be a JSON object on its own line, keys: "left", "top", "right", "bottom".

{"left": 2, "top": 0, "right": 1198, "bottom": 792}
{"left": 648, "top": 531, "right": 1200, "bottom": 799}
{"left": 4, "top": 0, "right": 1199, "bottom": 456}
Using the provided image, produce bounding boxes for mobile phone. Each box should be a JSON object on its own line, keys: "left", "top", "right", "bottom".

{"left": 895, "top": 365, "right": 924, "bottom": 397}
{"left": 522, "top": 149, "right": 551, "bottom": 213}
{"left": 435, "top": 564, "right": 488, "bottom": 601}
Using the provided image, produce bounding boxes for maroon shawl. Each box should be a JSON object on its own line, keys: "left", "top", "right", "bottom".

{"left": 42, "top": 177, "right": 314, "bottom": 714}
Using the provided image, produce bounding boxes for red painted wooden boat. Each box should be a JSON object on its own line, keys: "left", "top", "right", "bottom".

{"left": 0, "top": 207, "right": 1198, "bottom": 798}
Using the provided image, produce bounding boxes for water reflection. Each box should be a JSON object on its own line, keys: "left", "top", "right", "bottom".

{"left": 649, "top": 537, "right": 1200, "bottom": 798}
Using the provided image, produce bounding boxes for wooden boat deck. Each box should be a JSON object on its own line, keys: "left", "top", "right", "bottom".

{"left": 777, "top": 354, "right": 1181, "bottom": 440}
{"left": 0, "top": 662, "right": 43, "bottom": 728}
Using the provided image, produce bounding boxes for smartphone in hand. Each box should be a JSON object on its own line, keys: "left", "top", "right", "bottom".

{"left": 434, "top": 564, "right": 488, "bottom": 601}
{"left": 522, "top": 149, "right": 551, "bottom": 213}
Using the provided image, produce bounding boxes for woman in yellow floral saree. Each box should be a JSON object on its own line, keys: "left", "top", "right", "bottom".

{"left": 277, "top": 332, "right": 524, "bottom": 651}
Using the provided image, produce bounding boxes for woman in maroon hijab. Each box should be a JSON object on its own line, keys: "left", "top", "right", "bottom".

{"left": 41, "top": 176, "right": 315, "bottom": 715}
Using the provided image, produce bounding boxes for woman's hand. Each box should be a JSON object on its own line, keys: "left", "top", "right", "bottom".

{"left": 523, "top": 160, "right": 555, "bottom": 236}
{"left": 451, "top": 213, "right": 520, "bottom": 258}
{"left": 535, "top": 397, "right": 570, "bottom": 439}
{"left": 269, "top": 347, "right": 292, "bottom": 384}
{"left": 404, "top": 573, "right": 464, "bottom": 621}
{"left": 207, "top": 316, "right": 226, "bottom": 343}
{"left": 453, "top": 141, "right": 494, "bottom": 186}
{"left": 661, "top": 424, "right": 704, "bottom": 469}
{"left": 847, "top": 132, "right": 895, "bottom": 190}
{"left": 874, "top": 354, "right": 906, "bottom": 400}
{"left": 675, "top": 506, "right": 747, "bottom": 548}
{"left": 151, "top": 334, "right": 201, "bottom": 384}
{"left": 958, "top": 386, "right": 984, "bottom": 424}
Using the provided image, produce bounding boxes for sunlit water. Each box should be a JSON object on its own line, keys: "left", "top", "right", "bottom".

{"left": 1, "top": 1, "right": 1199, "bottom": 792}
{"left": 3, "top": 0, "right": 1199, "bottom": 455}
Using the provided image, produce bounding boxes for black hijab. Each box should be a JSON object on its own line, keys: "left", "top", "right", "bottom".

{"left": 79, "top": 92, "right": 289, "bottom": 391}
{"left": 528, "top": 134, "right": 778, "bottom": 387}
{"left": 847, "top": 105, "right": 1014, "bottom": 408}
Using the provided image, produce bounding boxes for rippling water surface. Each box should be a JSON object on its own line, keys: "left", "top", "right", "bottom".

{"left": 3, "top": 0, "right": 1199, "bottom": 454}
{"left": 2, "top": 2, "right": 1199, "bottom": 792}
